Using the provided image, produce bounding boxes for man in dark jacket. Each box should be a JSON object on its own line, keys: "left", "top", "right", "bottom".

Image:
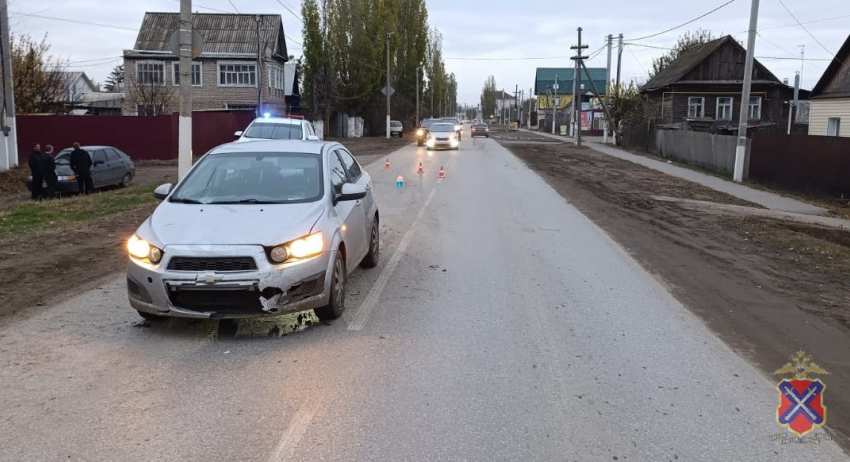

{"left": 42, "top": 144, "right": 58, "bottom": 198}
{"left": 69, "top": 142, "right": 94, "bottom": 195}
{"left": 28, "top": 142, "right": 44, "bottom": 200}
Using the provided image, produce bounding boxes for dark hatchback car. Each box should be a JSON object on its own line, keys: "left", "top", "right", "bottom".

{"left": 416, "top": 118, "right": 441, "bottom": 146}
{"left": 441, "top": 117, "right": 462, "bottom": 140}
{"left": 471, "top": 123, "right": 490, "bottom": 138}
{"left": 26, "top": 145, "right": 136, "bottom": 194}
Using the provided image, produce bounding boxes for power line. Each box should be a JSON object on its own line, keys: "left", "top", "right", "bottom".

{"left": 9, "top": 12, "right": 138, "bottom": 31}
{"left": 756, "top": 13, "right": 850, "bottom": 32}
{"left": 625, "top": 0, "right": 737, "bottom": 42}
{"left": 444, "top": 56, "right": 564, "bottom": 61}
{"left": 226, "top": 0, "right": 240, "bottom": 14}
{"left": 627, "top": 46, "right": 647, "bottom": 74}
{"left": 170, "top": 0, "right": 230, "bottom": 14}
{"left": 275, "top": 0, "right": 302, "bottom": 21}
{"left": 776, "top": 0, "right": 842, "bottom": 65}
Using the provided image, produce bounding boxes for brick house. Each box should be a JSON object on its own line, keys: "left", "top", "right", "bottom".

{"left": 641, "top": 35, "right": 805, "bottom": 134}
{"left": 122, "top": 12, "right": 293, "bottom": 116}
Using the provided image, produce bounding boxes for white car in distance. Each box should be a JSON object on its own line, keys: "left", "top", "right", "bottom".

{"left": 235, "top": 115, "right": 320, "bottom": 142}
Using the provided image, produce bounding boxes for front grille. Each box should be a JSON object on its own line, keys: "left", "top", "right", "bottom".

{"left": 167, "top": 257, "right": 257, "bottom": 272}
{"left": 168, "top": 288, "right": 265, "bottom": 316}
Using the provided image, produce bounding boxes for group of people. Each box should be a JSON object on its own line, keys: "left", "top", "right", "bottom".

{"left": 28, "top": 142, "right": 95, "bottom": 200}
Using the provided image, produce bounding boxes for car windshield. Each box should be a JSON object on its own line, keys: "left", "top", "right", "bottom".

{"left": 430, "top": 123, "right": 455, "bottom": 133}
{"left": 243, "top": 123, "right": 304, "bottom": 140}
{"left": 169, "top": 152, "right": 323, "bottom": 204}
{"left": 390, "top": 121, "right": 402, "bottom": 127}
{"left": 475, "top": 124, "right": 487, "bottom": 128}
{"left": 420, "top": 119, "right": 438, "bottom": 128}
{"left": 55, "top": 150, "right": 72, "bottom": 165}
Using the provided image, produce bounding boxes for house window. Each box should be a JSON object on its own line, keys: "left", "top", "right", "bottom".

{"left": 716, "top": 97, "right": 733, "bottom": 120}
{"left": 269, "top": 66, "right": 286, "bottom": 98}
{"left": 748, "top": 96, "right": 761, "bottom": 120}
{"left": 218, "top": 62, "right": 256, "bottom": 86}
{"left": 827, "top": 117, "right": 841, "bottom": 137}
{"left": 173, "top": 62, "right": 202, "bottom": 86}
{"left": 687, "top": 97, "right": 705, "bottom": 118}
{"left": 136, "top": 103, "right": 163, "bottom": 116}
{"left": 136, "top": 61, "right": 165, "bottom": 86}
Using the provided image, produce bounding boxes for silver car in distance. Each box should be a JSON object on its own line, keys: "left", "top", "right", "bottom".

{"left": 126, "top": 140, "right": 380, "bottom": 321}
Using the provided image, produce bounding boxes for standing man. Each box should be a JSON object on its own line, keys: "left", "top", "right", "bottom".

{"left": 69, "top": 142, "right": 94, "bottom": 195}
{"left": 42, "top": 144, "right": 58, "bottom": 198}
{"left": 28, "top": 142, "right": 44, "bottom": 200}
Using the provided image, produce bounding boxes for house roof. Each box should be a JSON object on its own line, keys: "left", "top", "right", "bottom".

{"left": 535, "top": 67, "right": 607, "bottom": 96}
{"left": 811, "top": 33, "right": 850, "bottom": 98}
{"left": 642, "top": 35, "right": 781, "bottom": 91}
{"left": 492, "top": 90, "right": 516, "bottom": 100}
{"left": 59, "top": 72, "right": 96, "bottom": 91}
{"left": 126, "top": 12, "right": 287, "bottom": 60}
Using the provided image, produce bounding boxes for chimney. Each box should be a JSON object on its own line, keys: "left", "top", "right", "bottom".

{"left": 783, "top": 78, "right": 789, "bottom": 85}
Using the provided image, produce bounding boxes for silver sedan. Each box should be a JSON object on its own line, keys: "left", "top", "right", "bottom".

{"left": 125, "top": 139, "right": 380, "bottom": 321}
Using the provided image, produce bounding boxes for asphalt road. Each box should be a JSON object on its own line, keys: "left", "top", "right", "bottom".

{"left": 1, "top": 130, "right": 846, "bottom": 461}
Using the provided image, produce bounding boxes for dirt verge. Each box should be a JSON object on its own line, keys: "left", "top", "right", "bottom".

{"left": 498, "top": 141, "right": 850, "bottom": 451}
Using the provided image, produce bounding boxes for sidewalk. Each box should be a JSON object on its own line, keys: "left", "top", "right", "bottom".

{"left": 525, "top": 130, "right": 829, "bottom": 216}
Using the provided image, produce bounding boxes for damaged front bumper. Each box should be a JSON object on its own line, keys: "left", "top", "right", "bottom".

{"left": 127, "top": 244, "right": 333, "bottom": 319}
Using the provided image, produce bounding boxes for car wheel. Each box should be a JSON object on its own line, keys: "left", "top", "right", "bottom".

{"left": 360, "top": 218, "right": 380, "bottom": 269}
{"left": 136, "top": 310, "right": 164, "bottom": 321}
{"left": 314, "top": 251, "right": 346, "bottom": 321}
{"left": 120, "top": 172, "right": 133, "bottom": 188}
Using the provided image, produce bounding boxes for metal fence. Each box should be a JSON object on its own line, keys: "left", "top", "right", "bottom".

{"left": 17, "top": 111, "right": 255, "bottom": 163}
{"left": 750, "top": 133, "right": 850, "bottom": 197}
{"left": 651, "top": 129, "right": 750, "bottom": 176}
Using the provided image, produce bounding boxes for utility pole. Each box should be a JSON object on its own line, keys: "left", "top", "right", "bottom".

{"left": 255, "top": 15, "right": 263, "bottom": 118}
{"left": 787, "top": 71, "right": 799, "bottom": 135}
{"left": 614, "top": 33, "right": 623, "bottom": 144}
{"left": 551, "top": 75, "right": 559, "bottom": 135}
{"left": 177, "top": 0, "right": 193, "bottom": 179}
{"left": 604, "top": 34, "right": 613, "bottom": 144}
{"left": 528, "top": 87, "right": 533, "bottom": 128}
{"left": 385, "top": 32, "right": 391, "bottom": 139}
{"left": 570, "top": 28, "right": 588, "bottom": 146}
{"left": 0, "top": 0, "right": 17, "bottom": 169}
{"left": 733, "top": 0, "right": 760, "bottom": 183}
{"left": 415, "top": 66, "right": 420, "bottom": 127}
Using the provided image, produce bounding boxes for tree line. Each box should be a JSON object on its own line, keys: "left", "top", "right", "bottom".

{"left": 300, "top": 0, "right": 457, "bottom": 134}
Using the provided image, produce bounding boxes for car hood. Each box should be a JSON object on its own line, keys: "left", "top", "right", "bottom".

{"left": 138, "top": 200, "right": 325, "bottom": 246}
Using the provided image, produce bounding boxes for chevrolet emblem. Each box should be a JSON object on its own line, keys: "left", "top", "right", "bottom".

{"left": 197, "top": 273, "right": 223, "bottom": 284}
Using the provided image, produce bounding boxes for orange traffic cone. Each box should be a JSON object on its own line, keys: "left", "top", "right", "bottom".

{"left": 385, "top": 159, "right": 391, "bottom": 169}
{"left": 416, "top": 162, "right": 425, "bottom": 174}
{"left": 438, "top": 166, "right": 446, "bottom": 178}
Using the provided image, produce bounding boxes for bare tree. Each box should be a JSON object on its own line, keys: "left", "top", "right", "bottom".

{"left": 11, "top": 34, "right": 67, "bottom": 114}
{"left": 128, "top": 77, "right": 176, "bottom": 116}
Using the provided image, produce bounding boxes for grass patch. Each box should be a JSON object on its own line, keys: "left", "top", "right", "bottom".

{"left": 0, "top": 184, "right": 158, "bottom": 240}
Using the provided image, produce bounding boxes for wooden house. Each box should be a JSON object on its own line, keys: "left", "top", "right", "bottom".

{"left": 809, "top": 33, "right": 850, "bottom": 137}
{"left": 641, "top": 35, "right": 804, "bottom": 134}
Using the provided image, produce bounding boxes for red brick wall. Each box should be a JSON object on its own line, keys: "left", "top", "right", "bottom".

{"left": 16, "top": 111, "right": 255, "bottom": 163}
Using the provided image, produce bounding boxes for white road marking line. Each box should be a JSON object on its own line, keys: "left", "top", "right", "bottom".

{"left": 266, "top": 398, "right": 323, "bottom": 462}
{"left": 346, "top": 186, "right": 439, "bottom": 331}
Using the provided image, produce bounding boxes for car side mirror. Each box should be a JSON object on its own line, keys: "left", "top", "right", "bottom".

{"left": 306, "top": 135, "right": 320, "bottom": 141}
{"left": 234, "top": 131, "right": 243, "bottom": 137}
{"left": 335, "top": 183, "right": 367, "bottom": 203}
{"left": 153, "top": 183, "right": 173, "bottom": 200}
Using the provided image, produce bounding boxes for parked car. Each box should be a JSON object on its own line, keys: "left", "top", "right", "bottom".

{"left": 416, "top": 118, "right": 441, "bottom": 146}
{"left": 390, "top": 120, "right": 404, "bottom": 138}
{"left": 26, "top": 145, "right": 135, "bottom": 194}
{"left": 425, "top": 123, "right": 459, "bottom": 150}
{"left": 441, "top": 117, "right": 463, "bottom": 140}
{"left": 126, "top": 139, "right": 380, "bottom": 321}
{"left": 471, "top": 123, "right": 490, "bottom": 138}
{"left": 235, "top": 116, "right": 320, "bottom": 142}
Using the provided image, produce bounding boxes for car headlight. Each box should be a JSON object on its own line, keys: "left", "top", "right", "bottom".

{"left": 58, "top": 174, "right": 76, "bottom": 181}
{"left": 454, "top": 125, "right": 461, "bottom": 131}
{"left": 417, "top": 129, "right": 424, "bottom": 136}
{"left": 128, "top": 235, "right": 163, "bottom": 264}
{"left": 268, "top": 232, "right": 324, "bottom": 263}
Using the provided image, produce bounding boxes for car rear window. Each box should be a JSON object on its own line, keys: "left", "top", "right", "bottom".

{"left": 243, "top": 123, "right": 304, "bottom": 140}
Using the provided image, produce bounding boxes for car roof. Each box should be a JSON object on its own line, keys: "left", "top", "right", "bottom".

{"left": 59, "top": 145, "right": 113, "bottom": 151}
{"left": 248, "top": 117, "right": 304, "bottom": 125}
{"left": 209, "top": 139, "right": 331, "bottom": 155}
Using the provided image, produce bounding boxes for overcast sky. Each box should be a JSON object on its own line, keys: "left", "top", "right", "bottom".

{"left": 12, "top": 0, "right": 850, "bottom": 105}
